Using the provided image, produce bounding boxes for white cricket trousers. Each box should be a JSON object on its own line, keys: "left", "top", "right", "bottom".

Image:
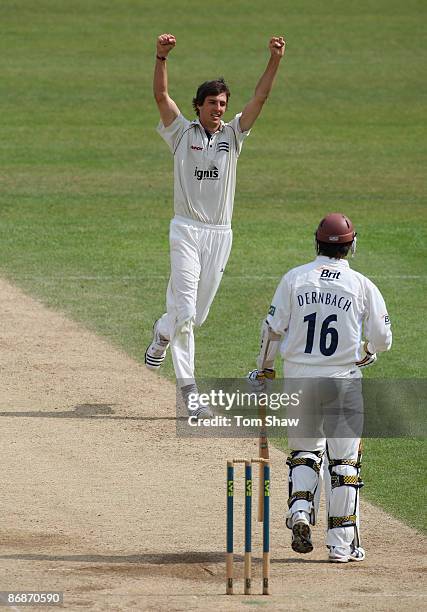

{"left": 284, "top": 362, "right": 363, "bottom": 550}
{"left": 157, "top": 216, "right": 232, "bottom": 385}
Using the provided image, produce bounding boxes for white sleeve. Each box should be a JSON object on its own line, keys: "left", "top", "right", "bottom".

{"left": 156, "top": 114, "right": 190, "bottom": 154}
{"left": 227, "top": 113, "right": 251, "bottom": 155}
{"left": 265, "top": 273, "right": 292, "bottom": 336}
{"left": 363, "top": 278, "right": 392, "bottom": 354}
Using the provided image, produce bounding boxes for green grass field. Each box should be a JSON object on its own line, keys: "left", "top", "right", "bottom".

{"left": 1, "top": 1, "right": 425, "bottom": 531}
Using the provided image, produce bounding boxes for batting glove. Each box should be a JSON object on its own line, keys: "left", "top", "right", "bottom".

{"left": 355, "top": 341, "right": 377, "bottom": 369}
{"left": 247, "top": 368, "right": 276, "bottom": 389}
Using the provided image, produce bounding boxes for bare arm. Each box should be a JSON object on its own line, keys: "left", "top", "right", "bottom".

{"left": 239, "top": 36, "right": 286, "bottom": 132}
{"left": 153, "top": 33, "right": 180, "bottom": 127}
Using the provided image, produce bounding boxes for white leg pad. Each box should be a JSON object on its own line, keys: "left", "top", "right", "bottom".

{"left": 326, "top": 463, "right": 361, "bottom": 549}
{"left": 286, "top": 451, "right": 323, "bottom": 527}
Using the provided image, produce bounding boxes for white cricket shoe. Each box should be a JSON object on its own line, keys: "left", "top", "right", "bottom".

{"left": 144, "top": 320, "right": 169, "bottom": 370}
{"left": 188, "top": 403, "right": 214, "bottom": 420}
{"left": 291, "top": 512, "right": 313, "bottom": 554}
{"left": 180, "top": 384, "right": 214, "bottom": 420}
{"left": 329, "top": 545, "right": 366, "bottom": 563}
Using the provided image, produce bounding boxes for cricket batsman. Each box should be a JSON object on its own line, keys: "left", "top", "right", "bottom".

{"left": 145, "top": 33, "right": 286, "bottom": 418}
{"left": 249, "top": 213, "right": 392, "bottom": 562}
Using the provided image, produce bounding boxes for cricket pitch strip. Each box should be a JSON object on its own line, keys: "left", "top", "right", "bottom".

{"left": 0, "top": 277, "right": 424, "bottom": 611}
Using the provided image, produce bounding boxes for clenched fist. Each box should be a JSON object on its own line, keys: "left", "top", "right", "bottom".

{"left": 157, "top": 33, "right": 176, "bottom": 57}
{"left": 269, "top": 36, "right": 286, "bottom": 58}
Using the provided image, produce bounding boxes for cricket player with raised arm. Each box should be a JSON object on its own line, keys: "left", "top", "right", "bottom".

{"left": 249, "top": 213, "right": 392, "bottom": 563}
{"left": 145, "top": 33, "right": 286, "bottom": 418}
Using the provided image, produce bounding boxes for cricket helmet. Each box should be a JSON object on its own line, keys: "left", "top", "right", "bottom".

{"left": 316, "top": 213, "right": 355, "bottom": 244}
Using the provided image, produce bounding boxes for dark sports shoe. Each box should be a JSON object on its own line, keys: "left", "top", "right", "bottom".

{"left": 292, "top": 520, "right": 313, "bottom": 554}
{"left": 144, "top": 320, "right": 169, "bottom": 370}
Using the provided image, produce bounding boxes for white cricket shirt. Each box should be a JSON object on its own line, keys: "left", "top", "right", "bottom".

{"left": 157, "top": 113, "right": 250, "bottom": 225}
{"left": 266, "top": 256, "right": 392, "bottom": 367}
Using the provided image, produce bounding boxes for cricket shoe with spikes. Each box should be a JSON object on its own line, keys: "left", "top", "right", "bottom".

{"left": 144, "top": 319, "right": 170, "bottom": 370}
{"left": 291, "top": 512, "right": 313, "bottom": 554}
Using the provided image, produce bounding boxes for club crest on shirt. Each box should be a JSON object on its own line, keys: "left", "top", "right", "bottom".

{"left": 217, "top": 141, "right": 230, "bottom": 153}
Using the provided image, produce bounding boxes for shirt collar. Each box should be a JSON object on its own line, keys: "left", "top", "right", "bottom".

{"left": 193, "top": 118, "right": 225, "bottom": 134}
{"left": 315, "top": 255, "right": 350, "bottom": 268}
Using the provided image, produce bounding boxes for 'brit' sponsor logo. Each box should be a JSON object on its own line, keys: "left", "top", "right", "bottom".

{"left": 320, "top": 269, "right": 341, "bottom": 280}
{"left": 194, "top": 166, "right": 220, "bottom": 181}
{"left": 191, "top": 145, "right": 203, "bottom": 150}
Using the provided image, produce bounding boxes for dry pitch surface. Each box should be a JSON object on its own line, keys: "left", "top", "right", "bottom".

{"left": 0, "top": 278, "right": 425, "bottom": 611}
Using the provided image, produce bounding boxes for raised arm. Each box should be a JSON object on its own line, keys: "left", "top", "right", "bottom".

{"left": 239, "top": 36, "right": 286, "bottom": 132}
{"left": 153, "top": 33, "right": 180, "bottom": 127}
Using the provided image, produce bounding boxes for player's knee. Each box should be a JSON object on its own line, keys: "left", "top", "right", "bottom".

{"left": 333, "top": 464, "right": 357, "bottom": 477}
{"left": 288, "top": 450, "right": 323, "bottom": 473}
{"left": 286, "top": 451, "right": 323, "bottom": 495}
{"left": 328, "top": 460, "right": 363, "bottom": 491}
{"left": 174, "top": 316, "right": 195, "bottom": 337}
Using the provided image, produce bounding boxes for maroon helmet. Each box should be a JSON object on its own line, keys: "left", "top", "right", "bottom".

{"left": 316, "top": 213, "right": 355, "bottom": 244}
